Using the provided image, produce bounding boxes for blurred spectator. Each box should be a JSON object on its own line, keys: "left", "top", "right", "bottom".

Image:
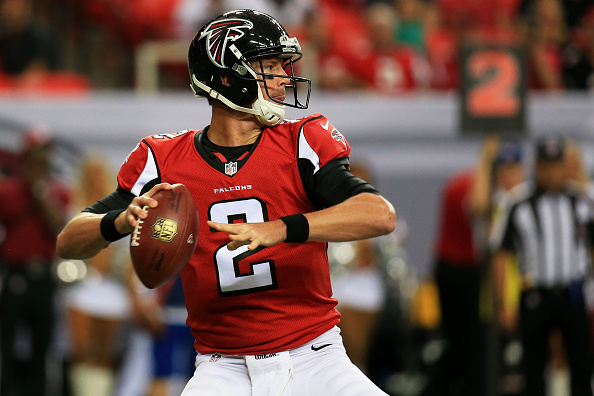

{"left": 435, "top": 0, "right": 520, "bottom": 40}
{"left": 423, "top": 136, "right": 523, "bottom": 396}
{"left": 518, "top": 0, "right": 568, "bottom": 90}
{"left": 562, "top": 7, "right": 594, "bottom": 90}
{"left": 424, "top": 174, "right": 483, "bottom": 395}
{"left": 366, "top": 217, "right": 411, "bottom": 391}
{"left": 63, "top": 156, "right": 131, "bottom": 396}
{"left": 312, "top": 0, "right": 371, "bottom": 59}
{"left": 332, "top": 237, "right": 386, "bottom": 372}
{"left": 329, "top": 161, "right": 410, "bottom": 392}
{"left": 75, "top": 0, "right": 312, "bottom": 46}
{"left": 217, "top": 0, "right": 314, "bottom": 34}
{"left": 90, "top": 0, "right": 315, "bottom": 44}
{"left": 148, "top": 276, "right": 195, "bottom": 396}
{"left": 519, "top": 0, "right": 594, "bottom": 29}
{"left": 424, "top": 7, "right": 460, "bottom": 90}
{"left": 393, "top": 0, "right": 429, "bottom": 53}
{"left": 564, "top": 138, "right": 590, "bottom": 191}
{"left": 0, "top": 130, "right": 71, "bottom": 396}
{"left": 297, "top": 1, "right": 370, "bottom": 91}
{"left": 21, "top": 0, "right": 594, "bottom": 92}
{"left": 113, "top": 270, "right": 164, "bottom": 396}
{"left": 491, "top": 141, "right": 526, "bottom": 203}
{"left": 488, "top": 139, "right": 526, "bottom": 329}
{"left": 0, "top": 146, "right": 22, "bottom": 177}
{"left": 482, "top": 140, "right": 527, "bottom": 395}
{"left": 0, "top": 0, "right": 60, "bottom": 78}
{"left": 169, "top": 0, "right": 217, "bottom": 40}
{"left": 349, "top": 3, "right": 420, "bottom": 93}
{"left": 492, "top": 136, "right": 594, "bottom": 396}
{"left": 74, "top": 0, "right": 179, "bottom": 46}
{"left": 562, "top": 0, "right": 594, "bottom": 28}
{"left": 0, "top": 0, "right": 90, "bottom": 93}
{"left": 329, "top": 162, "right": 388, "bottom": 374}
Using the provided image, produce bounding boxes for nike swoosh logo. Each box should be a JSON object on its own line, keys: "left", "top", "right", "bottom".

{"left": 320, "top": 119, "right": 330, "bottom": 130}
{"left": 311, "top": 343, "right": 332, "bottom": 351}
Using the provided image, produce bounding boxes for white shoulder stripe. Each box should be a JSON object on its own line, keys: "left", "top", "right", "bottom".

{"left": 298, "top": 125, "right": 320, "bottom": 174}
{"left": 131, "top": 146, "right": 158, "bottom": 196}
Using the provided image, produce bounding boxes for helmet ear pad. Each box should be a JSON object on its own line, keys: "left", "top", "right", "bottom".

{"left": 218, "top": 39, "right": 260, "bottom": 106}
{"left": 189, "top": 41, "right": 260, "bottom": 107}
{"left": 208, "top": 68, "right": 260, "bottom": 107}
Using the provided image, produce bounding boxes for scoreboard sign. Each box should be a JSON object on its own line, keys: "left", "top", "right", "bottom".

{"left": 459, "top": 45, "right": 527, "bottom": 136}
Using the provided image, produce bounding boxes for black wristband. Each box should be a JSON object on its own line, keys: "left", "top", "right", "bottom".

{"left": 280, "top": 213, "right": 309, "bottom": 243}
{"left": 100, "top": 209, "right": 129, "bottom": 242}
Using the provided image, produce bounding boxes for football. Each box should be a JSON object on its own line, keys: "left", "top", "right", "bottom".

{"left": 130, "top": 183, "right": 198, "bottom": 289}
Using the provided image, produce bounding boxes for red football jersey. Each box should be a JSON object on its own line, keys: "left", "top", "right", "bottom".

{"left": 0, "top": 177, "right": 70, "bottom": 264}
{"left": 118, "top": 113, "right": 349, "bottom": 354}
{"left": 435, "top": 170, "right": 478, "bottom": 266}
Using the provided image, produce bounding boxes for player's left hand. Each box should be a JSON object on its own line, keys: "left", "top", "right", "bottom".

{"left": 207, "top": 220, "right": 287, "bottom": 251}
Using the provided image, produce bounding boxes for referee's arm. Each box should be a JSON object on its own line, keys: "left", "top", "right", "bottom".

{"left": 492, "top": 249, "right": 517, "bottom": 332}
{"left": 490, "top": 202, "right": 518, "bottom": 332}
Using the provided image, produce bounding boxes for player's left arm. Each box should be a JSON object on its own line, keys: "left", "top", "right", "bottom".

{"left": 208, "top": 115, "right": 395, "bottom": 250}
{"left": 208, "top": 190, "right": 395, "bottom": 251}
{"left": 306, "top": 191, "right": 395, "bottom": 241}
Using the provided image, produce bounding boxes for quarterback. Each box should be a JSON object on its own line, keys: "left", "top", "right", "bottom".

{"left": 57, "top": 9, "right": 395, "bottom": 396}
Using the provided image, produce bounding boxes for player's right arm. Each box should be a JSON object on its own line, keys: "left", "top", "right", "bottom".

{"left": 56, "top": 184, "right": 170, "bottom": 260}
{"left": 57, "top": 140, "right": 173, "bottom": 260}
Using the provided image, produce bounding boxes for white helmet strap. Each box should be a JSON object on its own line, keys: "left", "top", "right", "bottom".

{"left": 250, "top": 80, "right": 285, "bottom": 126}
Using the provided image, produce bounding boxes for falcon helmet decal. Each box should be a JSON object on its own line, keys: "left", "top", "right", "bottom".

{"left": 199, "top": 19, "right": 254, "bottom": 69}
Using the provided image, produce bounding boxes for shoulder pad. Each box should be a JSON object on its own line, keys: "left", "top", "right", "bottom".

{"left": 297, "top": 114, "right": 350, "bottom": 173}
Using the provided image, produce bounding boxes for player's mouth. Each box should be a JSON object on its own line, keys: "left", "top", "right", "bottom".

{"left": 272, "top": 94, "right": 286, "bottom": 102}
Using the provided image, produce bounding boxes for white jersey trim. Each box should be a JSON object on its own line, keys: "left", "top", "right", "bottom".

{"left": 298, "top": 126, "right": 320, "bottom": 175}
{"left": 131, "top": 146, "right": 158, "bottom": 196}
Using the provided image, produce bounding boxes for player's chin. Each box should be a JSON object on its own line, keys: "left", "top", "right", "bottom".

{"left": 268, "top": 94, "right": 285, "bottom": 103}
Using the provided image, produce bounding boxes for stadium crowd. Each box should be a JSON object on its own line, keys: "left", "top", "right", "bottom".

{"left": 1, "top": 0, "right": 594, "bottom": 92}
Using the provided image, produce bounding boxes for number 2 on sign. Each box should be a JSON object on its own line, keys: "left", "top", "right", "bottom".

{"left": 467, "top": 50, "right": 521, "bottom": 117}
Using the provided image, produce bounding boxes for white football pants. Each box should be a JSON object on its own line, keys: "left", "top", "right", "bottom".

{"left": 179, "top": 326, "right": 388, "bottom": 396}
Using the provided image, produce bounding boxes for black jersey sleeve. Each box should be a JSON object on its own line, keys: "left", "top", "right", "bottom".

{"left": 82, "top": 186, "right": 135, "bottom": 214}
{"left": 298, "top": 157, "right": 379, "bottom": 210}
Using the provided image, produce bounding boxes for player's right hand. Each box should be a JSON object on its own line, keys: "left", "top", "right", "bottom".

{"left": 117, "top": 183, "right": 173, "bottom": 233}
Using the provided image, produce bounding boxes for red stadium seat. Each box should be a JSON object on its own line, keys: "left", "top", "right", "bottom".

{"left": 0, "top": 72, "right": 91, "bottom": 96}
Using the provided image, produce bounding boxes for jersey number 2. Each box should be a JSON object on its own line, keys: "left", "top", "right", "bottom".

{"left": 209, "top": 198, "right": 278, "bottom": 296}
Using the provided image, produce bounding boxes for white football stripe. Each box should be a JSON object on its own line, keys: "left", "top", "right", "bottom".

{"left": 131, "top": 146, "right": 158, "bottom": 196}
{"left": 298, "top": 126, "right": 320, "bottom": 174}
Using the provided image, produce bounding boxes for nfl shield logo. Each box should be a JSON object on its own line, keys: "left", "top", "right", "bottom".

{"left": 209, "top": 353, "right": 221, "bottom": 362}
{"left": 225, "top": 161, "right": 238, "bottom": 176}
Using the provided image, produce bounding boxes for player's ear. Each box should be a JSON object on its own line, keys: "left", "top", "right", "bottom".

{"left": 220, "top": 74, "right": 235, "bottom": 87}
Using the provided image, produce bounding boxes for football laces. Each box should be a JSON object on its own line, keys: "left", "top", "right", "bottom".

{"left": 130, "top": 205, "right": 148, "bottom": 247}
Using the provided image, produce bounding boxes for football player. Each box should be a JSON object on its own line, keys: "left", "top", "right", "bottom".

{"left": 57, "top": 9, "right": 395, "bottom": 396}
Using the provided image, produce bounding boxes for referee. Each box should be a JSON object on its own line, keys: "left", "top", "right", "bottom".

{"left": 491, "top": 136, "right": 594, "bottom": 396}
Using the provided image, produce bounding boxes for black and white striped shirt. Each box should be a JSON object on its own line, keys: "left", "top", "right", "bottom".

{"left": 491, "top": 184, "right": 594, "bottom": 287}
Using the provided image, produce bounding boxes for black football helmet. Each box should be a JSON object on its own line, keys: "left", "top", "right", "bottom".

{"left": 188, "top": 9, "right": 311, "bottom": 126}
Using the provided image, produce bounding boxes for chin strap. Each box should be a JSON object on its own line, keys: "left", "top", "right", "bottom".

{"left": 251, "top": 84, "right": 285, "bottom": 126}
